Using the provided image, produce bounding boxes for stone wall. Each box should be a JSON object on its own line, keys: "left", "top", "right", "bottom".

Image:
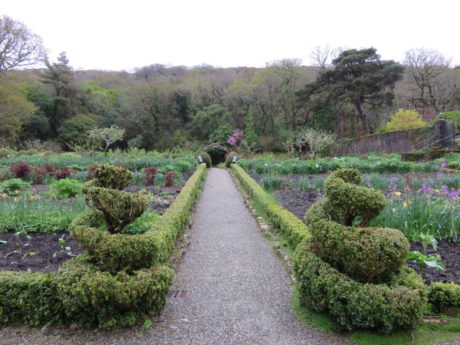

{"left": 331, "top": 120, "right": 454, "bottom": 156}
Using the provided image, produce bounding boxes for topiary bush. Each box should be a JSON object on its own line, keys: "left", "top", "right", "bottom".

{"left": 198, "top": 151, "right": 212, "bottom": 168}
{"left": 225, "top": 151, "right": 238, "bottom": 168}
{"left": 295, "top": 168, "right": 426, "bottom": 332}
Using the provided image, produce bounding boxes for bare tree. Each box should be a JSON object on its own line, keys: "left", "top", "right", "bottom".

{"left": 309, "top": 45, "right": 342, "bottom": 69}
{"left": 404, "top": 48, "right": 451, "bottom": 112}
{"left": 0, "top": 15, "right": 45, "bottom": 74}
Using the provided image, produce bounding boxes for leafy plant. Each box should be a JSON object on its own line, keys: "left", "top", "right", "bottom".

{"left": 9, "top": 161, "right": 33, "bottom": 179}
{"left": 48, "top": 179, "right": 82, "bottom": 199}
{"left": 0, "top": 178, "right": 31, "bottom": 195}
{"left": 381, "top": 109, "right": 427, "bottom": 132}
{"left": 406, "top": 251, "right": 445, "bottom": 272}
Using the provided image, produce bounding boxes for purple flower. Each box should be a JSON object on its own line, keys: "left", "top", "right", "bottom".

{"left": 441, "top": 160, "right": 447, "bottom": 169}
{"left": 421, "top": 183, "right": 432, "bottom": 194}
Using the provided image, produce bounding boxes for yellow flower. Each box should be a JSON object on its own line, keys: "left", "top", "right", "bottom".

{"left": 29, "top": 195, "right": 37, "bottom": 200}
{"left": 392, "top": 208, "right": 397, "bottom": 213}
{"left": 403, "top": 202, "right": 408, "bottom": 208}
{"left": 394, "top": 191, "right": 401, "bottom": 196}
{"left": 433, "top": 188, "right": 440, "bottom": 193}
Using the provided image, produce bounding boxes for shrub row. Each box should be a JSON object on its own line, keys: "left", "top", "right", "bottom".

{"left": 0, "top": 163, "right": 207, "bottom": 327}
{"left": 231, "top": 165, "right": 309, "bottom": 247}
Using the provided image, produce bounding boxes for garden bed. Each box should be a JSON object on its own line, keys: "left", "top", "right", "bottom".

{"left": 0, "top": 231, "right": 82, "bottom": 273}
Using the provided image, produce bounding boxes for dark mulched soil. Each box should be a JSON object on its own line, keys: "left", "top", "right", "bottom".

{"left": 0, "top": 231, "right": 82, "bottom": 273}
{"left": 408, "top": 240, "right": 460, "bottom": 285}
{"left": 275, "top": 188, "right": 460, "bottom": 285}
{"left": 274, "top": 189, "right": 321, "bottom": 220}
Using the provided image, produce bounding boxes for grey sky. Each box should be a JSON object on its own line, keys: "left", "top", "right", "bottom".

{"left": 1, "top": 0, "right": 459, "bottom": 71}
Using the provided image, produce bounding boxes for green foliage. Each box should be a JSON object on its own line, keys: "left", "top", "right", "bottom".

{"left": 238, "top": 155, "right": 438, "bottom": 175}
{"left": 298, "top": 168, "right": 426, "bottom": 331}
{"left": 300, "top": 48, "right": 404, "bottom": 133}
{"left": 58, "top": 114, "right": 97, "bottom": 150}
{"left": 48, "top": 178, "right": 82, "bottom": 199}
{"left": 321, "top": 169, "right": 386, "bottom": 226}
{"left": 192, "top": 104, "right": 231, "bottom": 141}
{"left": 70, "top": 164, "right": 207, "bottom": 272}
{"left": 198, "top": 151, "right": 212, "bottom": 168}
{"left": 381, "top": 109, "right": 427, "bottom": 133}
{"left": 0, "top": 271, "right": 63, "bottom": 326}
{"left": 287, "top": 128, "right": 336, "bottom": 158}
{"left": 428, "top": 282, "right": 460, "bottom": 313}
{"left": 90, "top": 163, "right": 132, "bottom": 189}
{"left": 370, "top": 195, "right": 460, "bottom": 240}
{"left": 0, "top": 194, "right": 87, "bottom": 233}
{"left": 293, "top": 241, "right": 426, "bottom": 333}
{"left": 56, "top": 255, "right": 173, "bottom": 328}
{"left": 225, "top": 151, "right": 238, "bottom": 168}
{"left": 307, "top": 221, "right": 409, "bottom": 283}
{"left": 0, "top": 178, "right": 31, "bottom": 195}
{"left": 87, "top": 125, "right": 125, "bottom": 153}
{"left": 80, "top": 165, "right": 146, "bottom": 233}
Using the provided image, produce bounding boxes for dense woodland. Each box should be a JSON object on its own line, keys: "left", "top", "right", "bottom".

{"left": 1, "top": 16, "right": 460, "bottom": 152}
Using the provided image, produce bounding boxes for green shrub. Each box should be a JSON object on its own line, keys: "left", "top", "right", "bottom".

{"left": 48, "top": 179, "right": 82, "bottom": 199}
{"left": 380, "top": 109, "right": 427, "bottom": 133}
{"left": 56, "top": 254, "right": 173, "bottom": 328}
{"left": 225, "top": 151, "right": 238, "bottom": 168}
{"left": 428, "top": 282, "right": 460, "bottom": 313}
{"left": 83, "top": 187, "right": 147, "bottom": 233}
{"left": 306, "top": 220, "right": 409, "bottom": 284}
{"left": 321, "top": 168, "right": 386, "bottom": 226}
{"left": 298, "top": 168, "right": 426, "bottom": 331}
{"left": 0, "top": 271, "right": 63, "bottom": 326}
{"left": 293, "top": 242, "right": 426, "bottom": 333}
{"left": 0, "top": 178, "right": 31, "bottom": 195}
{"left": 70, "top": 164, "right": 207, "bottom": 272}
{"left": 198, "top": 152, "right": 212, "bottom": 168}
{"left": 91, "top": 164, "right": 132, "bottom": 190}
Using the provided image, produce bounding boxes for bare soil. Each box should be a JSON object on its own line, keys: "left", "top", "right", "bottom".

{"left": 0, "top": 231, "right": 82, "bottom": 273}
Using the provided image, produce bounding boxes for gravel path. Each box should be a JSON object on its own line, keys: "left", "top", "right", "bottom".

{"left": 148, "top": 168, "right": 350, "bottom": 345}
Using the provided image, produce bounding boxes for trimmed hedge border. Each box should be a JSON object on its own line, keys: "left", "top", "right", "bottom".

{"left": 231, "top": 165, "right": 310, "bottom": 247}
{"left": 0, "top": 163, "right": 207, "bottom": 327}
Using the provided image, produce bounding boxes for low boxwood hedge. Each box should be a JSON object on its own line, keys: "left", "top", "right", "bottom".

{"left": 0, "top": 271, "right": 63, "bottom": 326}
{"left": 56, "top": 254, "right": 173, "bottom": 328}
{"left": 428, "top": 282, "right": 460, "bottom": 313}
{"left": 231, "top": 164, "right": 310, "bottom": 247}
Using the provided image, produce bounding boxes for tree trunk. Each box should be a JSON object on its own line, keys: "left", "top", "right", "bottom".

{"left": 354, "top": 102, "right": 371, "bottom": 133}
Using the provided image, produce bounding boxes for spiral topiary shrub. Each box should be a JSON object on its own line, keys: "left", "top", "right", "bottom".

{"left": 295, "top": 168, "right": 426, "bottom": 332}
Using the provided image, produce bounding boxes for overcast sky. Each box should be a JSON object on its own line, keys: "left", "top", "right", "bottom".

{"left": 1, "top": 0, "right": 459, "bottom": 71}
